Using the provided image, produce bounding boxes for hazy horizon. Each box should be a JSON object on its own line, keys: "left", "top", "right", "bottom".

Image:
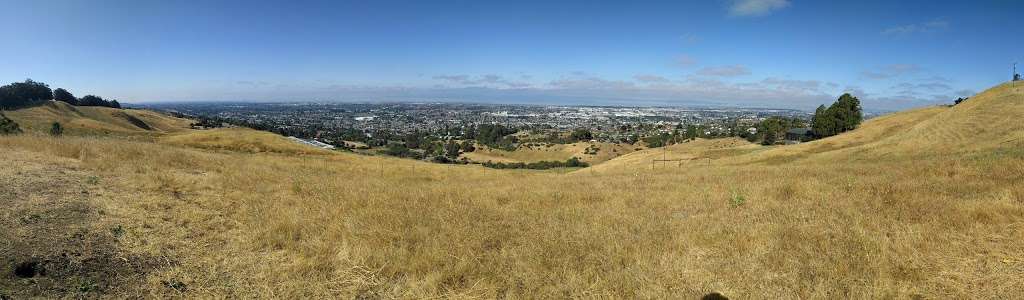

{"left": 3, "top": 0, "right": 1021, "bottom": 111}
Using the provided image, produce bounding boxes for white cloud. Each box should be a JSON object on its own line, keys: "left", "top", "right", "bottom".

{"left": 697, "top": 65, "right": 751, "bottom": 77}
{"left": 634, "top": 74, "right": 671, "bottom": 83}
{"left": 761, "top": 77, "right": 822, "bottom": 92}
{"left": 729, "top": 0, "right": 791, "bottom": 17}
{"left": 861, "top": 64, "right": 922, "bottom": 79}
{"left": 153, "top": 72, "right": 968, "bottom": 111}
{"left": 548, "top": 76, "right": 634, "bottom": 90}
{"left": 433, "top": 74, "right": 531, "bottom": 88}
{"left": 882, "top": 20, "right": 949, "bottom": 35}
{"left": 891, "top": 82, "right": 952, "bottom": 93}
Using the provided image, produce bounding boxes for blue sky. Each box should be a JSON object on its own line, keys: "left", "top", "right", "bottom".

{"left": 1, "top": 0, "right": 1021, "bottom": 111}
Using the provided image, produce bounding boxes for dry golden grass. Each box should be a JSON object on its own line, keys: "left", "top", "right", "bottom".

{"left": 587, "top": 137, "right": 761, "bottom": 173}
{"left": 0, "top": 82, "right": 1022, "bottom": 298}
{"left": 462, "top": 142, "right": 640, "bottom": 164}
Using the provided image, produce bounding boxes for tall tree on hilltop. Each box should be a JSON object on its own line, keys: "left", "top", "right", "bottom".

{"left": 811, "top": 104, "right": 834, "bottom": 137}
{"left": 832, "top": 93, "right": 863, "bottom": 131}
{"left": 0, "top": 79, "right": 53, "bottom": 109}
{"left": 812, "top": 93, "right": 863, "bottom": 138}
{"left": 53, "top": 88, "right": 77, "bottom": 105}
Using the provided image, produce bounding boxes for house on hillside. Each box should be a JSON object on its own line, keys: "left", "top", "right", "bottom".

{"left": 785, "top": 128, "right": 813, "bottom": 144}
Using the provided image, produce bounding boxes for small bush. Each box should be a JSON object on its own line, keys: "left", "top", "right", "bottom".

{"left": 0, "top": 112, "right": 21, "bottom": 134}
{"left": 730, "top": 190, "right": 746, "bottom": 207}
{"left": 50, "top": 122, "right": 63, "bottom": 136}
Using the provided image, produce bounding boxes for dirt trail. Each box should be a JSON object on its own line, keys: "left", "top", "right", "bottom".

{"left": 0, "top": 150, "right": 156, "bottom": 298}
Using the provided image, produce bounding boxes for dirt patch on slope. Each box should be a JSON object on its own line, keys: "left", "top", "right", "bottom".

{"left": 0, "top": 151, "right": 159, "bottom": 298}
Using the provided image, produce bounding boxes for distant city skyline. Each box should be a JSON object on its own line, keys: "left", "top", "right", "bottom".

{"left": 2, "top": 0, "right": 1021, "bottom": 110}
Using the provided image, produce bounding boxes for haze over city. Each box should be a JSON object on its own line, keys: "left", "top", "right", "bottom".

{"left": 2, "top": 0, "right": 1020, "bottom": 110}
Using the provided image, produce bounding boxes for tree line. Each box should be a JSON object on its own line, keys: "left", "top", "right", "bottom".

{"left": 0, "top": 79, "right": 122, "bottom": 110}
{"left": 482, "top": 157, "right": 588, "bottom": 170}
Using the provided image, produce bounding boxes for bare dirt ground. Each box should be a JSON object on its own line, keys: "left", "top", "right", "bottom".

{"left": 0, "top": 150, "right": 157, "bottom": 298}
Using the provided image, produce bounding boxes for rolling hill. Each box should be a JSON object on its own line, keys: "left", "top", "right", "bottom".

{"left": 1, "top": 82, "right": 1022, "bottom": 298}
{"left": 159, "top": 127, "right": 335, "bottom": 155}
{"left": 3, "top": 101, "right": 191, "bottom": 138}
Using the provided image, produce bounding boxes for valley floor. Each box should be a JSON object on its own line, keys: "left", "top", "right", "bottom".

{"left": 1, "top": 132, "right": 1021, "bottom": 298}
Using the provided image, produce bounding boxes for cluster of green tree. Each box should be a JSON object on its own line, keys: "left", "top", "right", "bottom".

{"left": 78, "top": 95, "right": 121, "bottom": 108}
{"left": 482, "top": 157, "right": 588, "bottom": 170}
{"left": 337, "top": 128, "right": 371, "bottom": 144}
{"left": 402, "top": 131, "right": 434, "bottom": 149}
{"left": 0, "top": 79, "right": 54, "bottom": 109}
{"left": 382, "top": 140, "right": 475, "bottom": 161}
{"left": 953, "top": 97, "right": 969, "bottom": 105}
{"left": 0, "top": 112, "right": 22, "bottom": 134}
{"left": 0, "top": 79, "right": 122, "bottom": 109}
{"left": 189, "top": 116, "right": 227, "bottom": 128}
{"left": 641, "top": 123, "right": 736, "bottom": 148}
{"left": 643, "top": 132, "right": 676, "bottom": 148}
{"left": 533, "top": 128, "right": 597, "bottom": 144}
{"left": 569, "top": 128, "right": 593, "bottom": 142}
{"left": 811, "top": 93, "right": 863, "bottom": 138}
{"left": 383, "top": 142, "right": 416, "bottom": 158}
{"left": 751, "top": 117, "right": 808, "bottom": 145}
{"left": 465, "top": 124, "right": 518, "bottom": 150}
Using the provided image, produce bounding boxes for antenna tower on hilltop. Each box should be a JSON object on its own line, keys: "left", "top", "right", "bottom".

{"left": 1015, "top": 62, "right": 1021, "bottom": 81}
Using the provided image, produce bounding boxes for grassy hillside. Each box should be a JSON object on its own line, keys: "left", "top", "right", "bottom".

{"left": 160, "top": 127, "right": 335, "bottom": 155}
{"left": 3, "top": 101, "right": 191, "bottom": 138}
{"left": 1, "top": 82, "right": 1022, "bottom": 298}
{"left": 587, "top": 137, "right": 761, "bottom": 172}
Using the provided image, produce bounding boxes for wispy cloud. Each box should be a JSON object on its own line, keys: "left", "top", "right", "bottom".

{"left": 433, "top": 74, "right": 531, "bottom": 88}
{"left": 761, "top": 77, "right": 821, "bottom": 91}
{"left": 676, "top": 54, "right": 698, "bottom": 67}
{"left": 861, "top": 64, "right": 922, "bottom": 79}
{"left": 433, "top": 75, "right": 470, "bottom": 82}
{"left": 697, "top": 65, "right": 751, "bottom": 77}
{"left": 165, "top": 72, "right": 966, "bottom": 111}
{"left": 729, "top": 0, "right": 791, "bottom": 17}
{"left": 235, "top": 80, "right": 271, "bottom": 87}
{"left": 634, "top": 74, "right": 671, "bottom": 83}
{"left": 882, "top": 20, "right": 949, "bottom": 35}
{"left": 549, "top": 76, "right": 634, "bottom": 90}
{"left": 891, "top": 82, "right": 952, "bottom": 93}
